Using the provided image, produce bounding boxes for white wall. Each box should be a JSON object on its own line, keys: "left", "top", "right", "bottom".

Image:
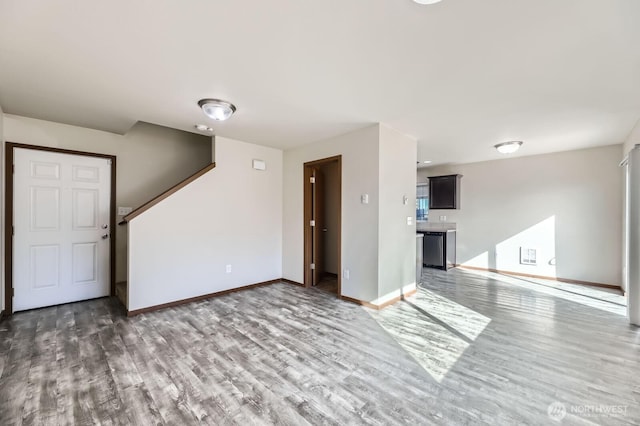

{"left": 283, "top": 124, "right": 417, "bottom": 303}
{"left": 626, "top": 147, "right": 640, "bottom": 324}
{"left": 418, "top": 145, "right": 623, "bottom": 286}
{"left": 377, "top": 125, "right": 417, "bottom": 300}
{"left": 3, "top": 115, "right": 211, "bottom": 282}
{"left": 283, "top": 125, "right": 380, "bottom": 301}
{"left": 128, "top": 137, "right": 283, "bottom": 311}
{"left": 622, "top": 120, "right": 640, "bottom": 293}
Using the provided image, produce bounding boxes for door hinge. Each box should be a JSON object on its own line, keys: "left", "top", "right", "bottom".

{"left": 310, "top": 220, "right": 315, "bottom": 227}
{"left": 11, "top": 288, "right": 14, "bottom": 297}
{"left": 107, "top": 159, "right": 112, "bottom": 165}
{"left": 310, "top": 176, "right": 315, "bottom": 184}
{"left": 310, "top": 263, "right": 315, "bottom": 270}
{"left": 12, "top": 164, "right": 15, "bottom": 174}
{"left": 12, "top": 226, "right": 14, "bottom": 236}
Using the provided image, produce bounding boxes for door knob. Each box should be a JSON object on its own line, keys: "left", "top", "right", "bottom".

{"left": 102, "top": 224, "right": 108, "bottom": 229}
{"left": 101, "top": 234, "right": 109, "bottom": 240}
{"left": 322, "top": 228, "right": 328, "bottom": 232}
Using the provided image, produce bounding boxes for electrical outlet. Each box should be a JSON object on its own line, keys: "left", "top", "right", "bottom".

{"left": 226, "top": 264, "right": 232, "bottom": 273}
{"left": 343, "top": 269, "right": 350, "bottom": 280}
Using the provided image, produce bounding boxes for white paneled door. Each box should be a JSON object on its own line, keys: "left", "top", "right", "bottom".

{"left": 13, "top": 148, "right": 111, "bottom": 312}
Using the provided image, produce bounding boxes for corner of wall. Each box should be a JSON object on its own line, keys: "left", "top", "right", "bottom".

{"left": 623, "top": 118, "right": 640, "bottom": 155}
{"left": 281, "top": 124, "right": 382, "bottom": 301}
{"left": 377, "top": 123, "right": 418, "bottom": 300}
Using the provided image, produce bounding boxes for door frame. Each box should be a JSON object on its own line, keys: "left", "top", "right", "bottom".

{"left": 303, "top": 155, "right": 341, "bottom": 295}
{"left": 4, "top": 142, "right": 117, "bottom": 315}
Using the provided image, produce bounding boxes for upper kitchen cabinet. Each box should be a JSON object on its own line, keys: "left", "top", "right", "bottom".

{"left": 428, "top": 174, "right": 462, "bottom": 209}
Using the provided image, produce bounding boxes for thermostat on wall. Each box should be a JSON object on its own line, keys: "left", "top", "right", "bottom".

{"left": 252, "top": 159, "right": 266, "bottom": 170}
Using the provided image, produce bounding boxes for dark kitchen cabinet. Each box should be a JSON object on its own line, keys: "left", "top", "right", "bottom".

{"left": 428, "top": 174, "right": 462, "bottom": 209}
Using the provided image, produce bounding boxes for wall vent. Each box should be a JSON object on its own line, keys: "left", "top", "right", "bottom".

{"left": 520, "top": 247, "right": 537, "bottom": 265}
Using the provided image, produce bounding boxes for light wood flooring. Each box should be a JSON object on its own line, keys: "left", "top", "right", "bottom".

{"left": 0, "top": 268, "right": 638, "bottom": 425}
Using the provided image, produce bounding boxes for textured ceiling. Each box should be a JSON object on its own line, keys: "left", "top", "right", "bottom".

{"left": 1, "top": 0, "right": 639, "bottom": 165}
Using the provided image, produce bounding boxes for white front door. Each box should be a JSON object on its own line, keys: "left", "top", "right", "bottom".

{"left": 13, "top": 148, "right": 111, "bottom": 312}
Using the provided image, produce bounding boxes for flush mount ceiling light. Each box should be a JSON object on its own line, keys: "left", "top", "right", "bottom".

{"left": 494, "top": 141, "right": 523, "bottom": 154}
{"left": 198, "top": 98, "right": 236, "bottom": 121}
{"left": 413, "top": 0, "right": 443, "bottom": 4}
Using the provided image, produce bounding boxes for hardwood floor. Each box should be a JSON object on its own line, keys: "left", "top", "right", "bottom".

{"left": 314, "top": 275, "right": 338, "bottom": 294}
{"left": 0, "top": 269, "right": 638, "bottom": 425}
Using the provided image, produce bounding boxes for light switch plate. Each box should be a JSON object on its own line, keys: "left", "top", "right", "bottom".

{"left": 118, "top": 207, "right": 133, "bottom": 216}
{"left": 407, "top": 216, "right": 413, "bottom": 225}
{"left": 361, "top": 194, "right": 369, "bottom": 204}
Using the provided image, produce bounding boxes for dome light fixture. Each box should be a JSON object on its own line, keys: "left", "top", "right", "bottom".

{"left": 494, "top": 141, "right": 523, "bottom": 154}
{"left": 413, "top": 0, "right": 443, "bottom": 4}
{"left": 198, "top": 98, "right": 237, "bottom": 121}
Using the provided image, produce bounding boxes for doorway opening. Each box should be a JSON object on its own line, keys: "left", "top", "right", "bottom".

{"left": 303, "top": 155, "right": 342, "bottom": 296}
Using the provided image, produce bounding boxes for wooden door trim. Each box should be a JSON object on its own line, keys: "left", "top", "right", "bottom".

{"left": 303, "top": 155, "right": 342, "bottom": 297}
{"left": 303, "top": 165, "right": 313, "bottom": 288}
{"left": 4, "top": 142, "right": 117, "bottom": 315}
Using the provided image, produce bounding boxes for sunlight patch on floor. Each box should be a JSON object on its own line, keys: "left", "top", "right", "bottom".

{"left": 368, "top": 291, "right": 491, "bottom": 382}
{"left": 463, "top": 268, "right": 627, "bottom": 316}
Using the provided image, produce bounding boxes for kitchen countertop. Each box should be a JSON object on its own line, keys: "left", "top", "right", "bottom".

{"left": 417, "top": 222, "right": 457, "bottom": 232}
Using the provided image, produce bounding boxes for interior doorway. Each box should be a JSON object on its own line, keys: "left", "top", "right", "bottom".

{"left": 303, "top": 155, "right": 341, "bottom": 295}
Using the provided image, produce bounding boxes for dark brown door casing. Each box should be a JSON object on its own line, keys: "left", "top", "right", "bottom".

{"left": 303, "top": 156, "right": 342, "bottom": 296}
{"left": 312, "top": 167, "right": 326, "bottom": 285}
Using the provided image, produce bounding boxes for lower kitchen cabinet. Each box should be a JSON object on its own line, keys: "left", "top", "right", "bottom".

{"left": 421, "top": 230, "right": 456, "bottom": 270}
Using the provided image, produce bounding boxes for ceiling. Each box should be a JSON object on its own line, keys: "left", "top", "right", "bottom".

{"left": 1, "top": 0, "right": 639, "bottom": 166}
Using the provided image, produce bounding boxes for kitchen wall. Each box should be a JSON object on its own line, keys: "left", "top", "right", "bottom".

{"left": 3, "top": 114, "right": 212, "bottom": 283}
{"left": 418, "top": 144, "right": 623, "bottom": 286}
{"left": 283, "top": 125, "right": 381, "bottom": 301}
{"left": 128, "top": 136, "right": 283, "bottom": 311}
